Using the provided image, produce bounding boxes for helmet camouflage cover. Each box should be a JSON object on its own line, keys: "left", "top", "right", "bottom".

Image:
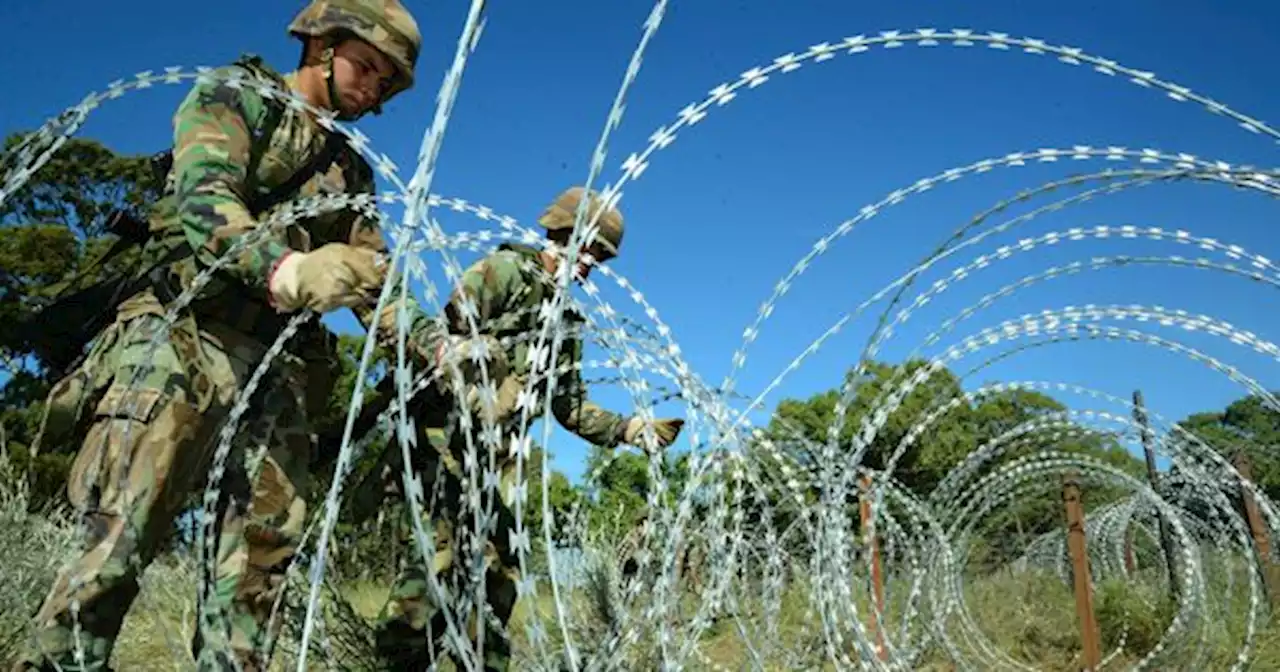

{"left": 537, "top": 186, "right": 625, "bottom": 258}
{"left": 288, "top": 0, "right": 421, "bottom": 104}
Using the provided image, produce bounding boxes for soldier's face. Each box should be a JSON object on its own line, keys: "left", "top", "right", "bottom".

{"left": 331, "top": 39, "right": 397, "bottom": 116}
{"left": 573, "top": 243, "right": 612, "bottom": 281}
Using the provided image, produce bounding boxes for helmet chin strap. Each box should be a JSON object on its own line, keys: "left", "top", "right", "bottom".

{"left": 320, "top": 43, "right": 367, "bottom": 122}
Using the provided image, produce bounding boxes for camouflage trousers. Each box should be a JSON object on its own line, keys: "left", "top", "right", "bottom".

{"left": 13, "top": 293, "right": 312, "bottom": 672}
{"left": 371, "top": 421, "right": 521, "bottom": 672}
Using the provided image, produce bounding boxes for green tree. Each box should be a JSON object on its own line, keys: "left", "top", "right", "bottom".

{"left": 1173, "top": 393, "right": 1280, "bottom": 501}
{"left": 524, "top": 445, "right": 583, "bottom": 546}
{"left": 1160, "top": 397, "right": 1271, "bottom": 538}
{"left": 0, "top": 132, "right": 163, "bottom": 237}
{"left": 0, "top": 132, "right": 164, "bottom": 508}
{"left": 576, "top": 445, "right": 691, "bottom": 543}
{"left": 763, "top": 359, "right": 975, "bottom": 494}
{"left": 752, "top": 359, "right": 1147, "bottom": 570}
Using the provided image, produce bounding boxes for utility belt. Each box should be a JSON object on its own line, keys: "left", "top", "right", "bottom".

{"left": 188, "top": 293, "right": 293, "bottom": 346}
{"left": 146, "top": 260, "right": 339, "bottom": 427}
{"left": 147, "top": 261, "right": 305, "bottom": 346}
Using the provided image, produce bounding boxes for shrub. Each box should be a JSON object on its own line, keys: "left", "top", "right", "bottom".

{"left": 0, "top": 446, "right": 78, "bottom": 665}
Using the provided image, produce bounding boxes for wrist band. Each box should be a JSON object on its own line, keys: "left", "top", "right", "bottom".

{"left": 265, "top": 250, "right": 296, "bottom": 310}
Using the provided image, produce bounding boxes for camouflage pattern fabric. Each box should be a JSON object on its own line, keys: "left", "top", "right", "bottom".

{"left": 12, "top": 292, "right": 310, "bottom": 672}
{"left": 371, "top": 423, "right": 520, "bottom": 672}
{"left": 370, "top": 243, "right": 631, "bottom": 671}
{"left": 429, "top": 240, "right": 631, "bottom": 510}
{"left": 13, "top": 53, "right": 432, "bottom": 672}
{"left": 442, "top": 242, "right": 629, "bottom": 450}
{"left": 618, "top": 515, "right": 707, "bottom": 594}
{"left": 147, "top": 53, "right": 434, "bottom": 344}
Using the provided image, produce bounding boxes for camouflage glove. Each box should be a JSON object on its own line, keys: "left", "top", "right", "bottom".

{"left": 622, "top": 416, "right": 684, "bottom": 452}
{"left": 269, "top": 243, "right": 386, "bottom": 313}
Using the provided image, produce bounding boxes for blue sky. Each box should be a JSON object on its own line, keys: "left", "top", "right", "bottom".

{"left": 3, "top": 1, "right": 1279, "bottom": 481}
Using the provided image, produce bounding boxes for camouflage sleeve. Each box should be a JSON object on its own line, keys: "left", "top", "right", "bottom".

{"left": 169, "top": 65, "right": 289, "bottom": 292}
{"left": 338, "top": 158, "right": 439, "bottom": 349}
{"left": 549, "top": 332, "right": 628, "bottom": 448}
{"left": 445, "top": 251, "right": 626, "bottom": 445}
{"left": 348, "top": 222, "right": 438, "bottom": 350}
{"left": 443, "top": 252, "right": 523, "bottom": 332}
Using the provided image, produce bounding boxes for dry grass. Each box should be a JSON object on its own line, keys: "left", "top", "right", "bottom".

{"left": 0, "top": 449, "right": 80, "bottom": 665}
{"left": 5, "top": 462, "right": 1280, "bottom": 671}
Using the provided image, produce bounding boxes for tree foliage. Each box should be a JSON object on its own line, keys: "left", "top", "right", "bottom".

{"left": 753, "top": 359, "right": 1148, "bottom": 569}
{"left": 4, "top": 131, "right": 1276, "bottom": 582}
{"left": 1173, "top": 394, "right": 1280, "bottom": 501}
{"left": 1, "top": 133, "right": 165, "bottom": 371}
{"left": 0, "top": 132, "right": 165, "bottom": 507}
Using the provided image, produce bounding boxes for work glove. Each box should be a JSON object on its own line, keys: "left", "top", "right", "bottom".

{"left": 374, "top": 305, "right": 441, "bottom": 366}
{"left": 432, "top": 333, "right": 509, "bottom": 383}
{"left": 434, "top": 334, "right": 517, "bottom": 426}
{"left": 269, "top": 243, "right": 386, "bottom": 313}
{"left": 622, "top": 416, "right": 684, "bottom": 453}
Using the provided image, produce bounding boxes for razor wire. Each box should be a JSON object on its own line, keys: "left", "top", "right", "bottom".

{"left": 3, "top": 11, "right": 1280, "bottom": 672}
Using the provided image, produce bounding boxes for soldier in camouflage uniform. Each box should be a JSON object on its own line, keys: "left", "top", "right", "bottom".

{"left": 365, "top": 187, "right": 686, "bottom": 671}
{"left": 12, "top": 2, "right": 437, "bottom": 671}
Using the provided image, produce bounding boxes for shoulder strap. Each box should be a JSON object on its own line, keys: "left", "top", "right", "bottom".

{"left": 88, "top": 60, "right": 326, "bottom": 275}
{"left": 85, "top": 121, "right": 342, "bottom": 294}
{"left": 149, "top": 54, "right": 335, "bottom": 219}
{"left": 141, "top": 129, "right": 345, "bottom": 286}
{"left": 250, "top": 129, "right": 345, "bottom": 215}
{"left": 233, "top": 53, "right": 336, "bottom": 217}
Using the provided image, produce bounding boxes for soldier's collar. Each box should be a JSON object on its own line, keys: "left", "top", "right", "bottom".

{"left": 498, "top": 242, "right": 541, "bottom": 256}
{"left": 233, "top": 53, "right": 282, "bottom": 77}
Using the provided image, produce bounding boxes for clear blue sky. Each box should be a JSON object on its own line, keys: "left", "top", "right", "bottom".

{"left": 3, "top": 1, "right": 1279, "bottom": 481}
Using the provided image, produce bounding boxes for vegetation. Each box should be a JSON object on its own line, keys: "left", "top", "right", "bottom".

{"left": 4, "top": 131, "right": 1280, "bottom": 669}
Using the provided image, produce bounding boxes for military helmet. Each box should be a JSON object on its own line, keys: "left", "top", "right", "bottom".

{"left": 288, "top": 0, "right": 422, "bottom": 105}
{"left": 537, "top": 186, "right": 625, "bottom": 258}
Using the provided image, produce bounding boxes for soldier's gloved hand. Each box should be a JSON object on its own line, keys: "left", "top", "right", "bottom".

{"left": 375, "top": 305, "right": 440, "bottom": 366}
{"left": 432, "top": 333, "right": 509, "bottom": 383}
{"left": 622, "top": 416, "right": 684, "bottom": 452}
{"left": 269, "top": 243, "right": 387, "bottom": 313}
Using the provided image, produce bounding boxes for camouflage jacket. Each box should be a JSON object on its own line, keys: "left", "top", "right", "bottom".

{"left": 446, "top": 242, "right": 629, "bottom": 448}
{"left": 141, "top": 54, "right": 433, "bottom": 350}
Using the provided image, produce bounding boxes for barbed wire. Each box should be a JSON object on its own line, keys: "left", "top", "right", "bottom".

{"left": 3, "top": 8, "right": 1279, "bottom": 672}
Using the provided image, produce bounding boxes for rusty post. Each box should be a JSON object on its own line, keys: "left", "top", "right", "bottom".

{"left": 1133, "top": 389, "right": 1180, "bottom": 598}
{"left": 1063, "top": 471, "right": 1102, "bottom": 670}
{"left": 1234, "top": 451, "right": 1280, "bottom": 609}
{"left": 1124, "top": 531, "right": 1136, "bottom": 574}
{"left": 860, "top": 474, "right": 887, "bottom": 661}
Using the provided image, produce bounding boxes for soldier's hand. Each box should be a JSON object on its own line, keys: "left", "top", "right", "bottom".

{"left": 433, "top": 333, "right": 509, "bottom": 382}
{"left": 622, "top": 416, "right": 684, "bottom": 452}
{"left": 269, "top": 243, "right": 387, "bottom": 313}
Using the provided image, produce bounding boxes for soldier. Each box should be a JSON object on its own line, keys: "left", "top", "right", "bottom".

{"left": 12, "top": 2, "right": 438, "bottom": 671}
{"left": 363, "top": 186, "right": 686, "bottom": 671}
